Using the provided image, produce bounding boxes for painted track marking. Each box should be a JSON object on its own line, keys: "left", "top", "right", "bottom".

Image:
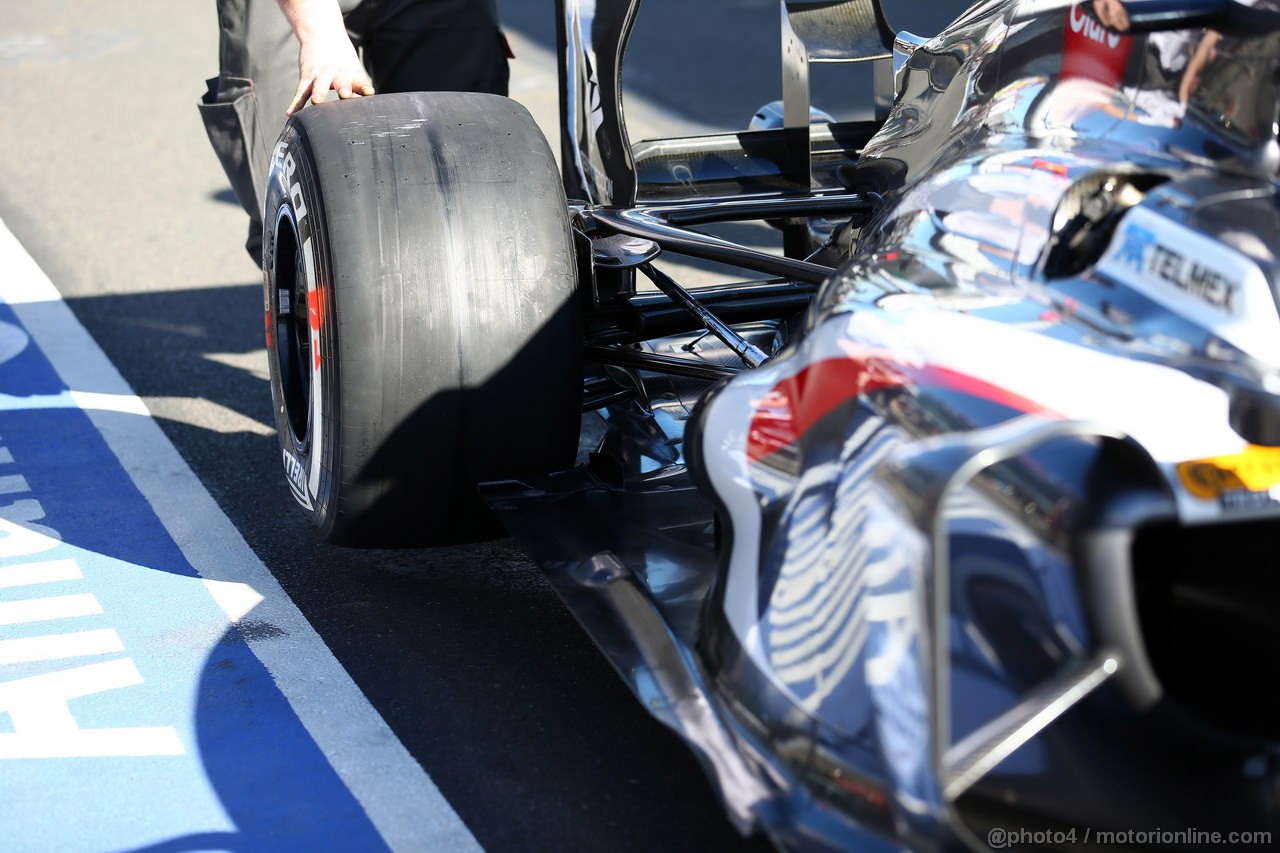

{"left": 0, "top": 217, "right": 481, "bottom": 852}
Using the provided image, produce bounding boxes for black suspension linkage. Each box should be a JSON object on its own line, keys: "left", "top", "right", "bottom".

{"left": 590, "top": 191, "right": 875, "bottom": 285}
{"left": 584, "top": 345, "right": 741, "bottom": 382}
{"left": 588, "top": 233, "right": 771, "bottom": 371}
{"left": 638, "top": 263, "right": 769, "bottom": 367}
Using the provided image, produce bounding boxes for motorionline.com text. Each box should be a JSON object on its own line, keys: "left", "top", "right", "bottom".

{"left": 986, "top": 826, "right": 1272, "bottom": 848}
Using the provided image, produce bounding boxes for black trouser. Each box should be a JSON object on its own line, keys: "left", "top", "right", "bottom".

{"left": 199, "top": 0, "right": 508, "bottom": 263}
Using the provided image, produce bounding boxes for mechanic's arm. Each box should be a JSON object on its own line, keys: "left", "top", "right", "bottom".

{"left": 1178, "top": 30, "right": 1221, "bottom": 105}
{"left": 276, "top": 0, "right": 375, "bottom": 115}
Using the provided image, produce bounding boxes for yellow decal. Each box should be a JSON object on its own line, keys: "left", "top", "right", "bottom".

{"left": 1177, "top": 446, "right": 1280, "bottom": 500}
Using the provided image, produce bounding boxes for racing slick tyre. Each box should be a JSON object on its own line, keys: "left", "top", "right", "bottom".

{"left": 263, "top": 92, "right": 581, "bottom": 546}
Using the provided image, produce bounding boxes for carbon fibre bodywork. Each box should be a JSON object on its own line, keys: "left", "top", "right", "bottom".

{"left": 489, "top": 1, "right": 1280, "bottom": 849}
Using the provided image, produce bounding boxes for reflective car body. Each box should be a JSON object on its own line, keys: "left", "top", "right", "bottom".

{"left": 490, "top": 1, "right": 1280, "bottom": 848}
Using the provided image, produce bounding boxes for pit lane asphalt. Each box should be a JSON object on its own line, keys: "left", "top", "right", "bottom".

{"left": 0, "top": 1, "right": 965, "bottom": 849}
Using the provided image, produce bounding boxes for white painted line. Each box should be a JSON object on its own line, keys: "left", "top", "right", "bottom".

{"left": 0, "top": 217, "right": 481, "bottom": 851}
{"left": 68, "top": 390, "right": 151, "bottom": 416}
{"left": 0, "top": 558, "right": 84, "bottom": 588}
{"left": 0, "top": 391, "right": 149, "bottom": 416}
{"left": 0, "top": 592, "right": 102, "bottom": 624}
{"left": 0, "top": 628, "right": 124, "bottom": 664}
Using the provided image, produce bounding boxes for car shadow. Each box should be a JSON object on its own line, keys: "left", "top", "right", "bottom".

{"left": 2, "top": 281, "right": 778, "bottom": 852}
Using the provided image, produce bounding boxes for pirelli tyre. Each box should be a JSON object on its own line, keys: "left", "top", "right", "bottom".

{"left": 262, "top": 92, "right": 581, "bottom": 546}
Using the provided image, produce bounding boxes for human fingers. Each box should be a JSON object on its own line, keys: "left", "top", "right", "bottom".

{"left": 333, "top": 71, "right": 375, "bottom": 100}
{"left": 309, "top": 72, "right": 336, "bottom": 106}
{"left": 286, "top": 77, "right": 314, "bottom": 116}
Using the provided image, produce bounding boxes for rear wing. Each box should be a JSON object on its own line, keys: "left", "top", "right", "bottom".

{"left": 556, "top": 0, "right": 897, "bottom": 206}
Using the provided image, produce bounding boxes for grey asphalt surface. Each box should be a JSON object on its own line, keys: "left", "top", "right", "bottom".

{"left": 0, "top": 1, "right": 966, "bottom": 850}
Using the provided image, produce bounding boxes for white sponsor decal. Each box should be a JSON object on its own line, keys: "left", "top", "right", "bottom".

{"left": 1097, "top": 206, "right": 1280, "bottom": 366}
{"left": 1069, "top": 1, "right": 1121, "bottom": 49}
{"left": 1111, "top": 220, "right": 1236, "bottom": 309}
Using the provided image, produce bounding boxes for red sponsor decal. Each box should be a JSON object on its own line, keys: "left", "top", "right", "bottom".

{"left": 1062, "top": 1, "right": 1133, "bottom": 86}
{"left": 746, "top": 351, "right": 1060, "bottom": 464}
{"left": 1031, "top": 158, "right": 1070, "bottom": 178}
{"left": 747, "top": 350, "right": 908, "bottom": 463}
{"left": 306, "top": 289, "right": 325, "bottom": 332}
{"left": 307, "top": 289, "right": 325, "bottom": 370}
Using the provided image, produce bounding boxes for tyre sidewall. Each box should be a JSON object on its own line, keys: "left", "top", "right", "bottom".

{"left": 263, "top": 125, "right": 341, "bottom": 538}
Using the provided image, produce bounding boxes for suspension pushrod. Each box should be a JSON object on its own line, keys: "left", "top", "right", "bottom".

{"left": 639, "top": 263, "right": 768, "bottom": 368}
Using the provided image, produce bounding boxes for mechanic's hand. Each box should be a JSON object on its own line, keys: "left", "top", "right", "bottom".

{"left": 277, "top": 0, "right": 375, "bottom": 115}
{"left": 288, "top": 34, "right": 375, "bottom": 115}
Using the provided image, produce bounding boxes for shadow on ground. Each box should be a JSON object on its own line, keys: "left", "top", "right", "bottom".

{"left": 56, "top": 280, "right": 773, "bottom": 852}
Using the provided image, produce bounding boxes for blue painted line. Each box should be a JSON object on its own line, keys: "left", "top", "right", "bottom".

{"left": 0, "top": 303, "right": 390, "bottom": 848}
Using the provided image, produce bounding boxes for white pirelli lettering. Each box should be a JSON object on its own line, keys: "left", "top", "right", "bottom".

{"left": 272, "top": 140, "right": 289, "bottom": 171}
{"left": 0, "top": 593, "right": 103, "bottom": 625}
{"left": 0, "top": 628, "right": 124, "bottom": 664}
{"left": 0, "top": 444, "right": 181, "bottom": 761}
{"left": 0, "top": 499, "right": 60, "bottom": 542}
{"left": 290, "top": 183, "right": 308, "bottom": 222}
{"left": 0, "top": 447, "right": 59, "bottom": 543}
{"left": 0, "top": 559, "right": 83, "bottom": 588}
{"left": 287, "top": 150, "right": 308, "bottom": 224}
{"left": 0, "top": 515, "right": 60, "bottom": 560}
{"left": 0, "top": 659, "right": 184, "bottom": 758}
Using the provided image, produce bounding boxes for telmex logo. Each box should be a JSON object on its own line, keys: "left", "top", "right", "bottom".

{"left": 1070, "top": 2, "right": 1122, "bottom": 49}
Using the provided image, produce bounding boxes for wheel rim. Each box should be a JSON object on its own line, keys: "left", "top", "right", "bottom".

{"left": 273, "top": 214, "right": 311, "bottom": 447}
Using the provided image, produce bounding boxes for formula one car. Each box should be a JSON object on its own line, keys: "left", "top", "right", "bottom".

{"left": 262, "top": 0, "right": 1280, "bottom": 848}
